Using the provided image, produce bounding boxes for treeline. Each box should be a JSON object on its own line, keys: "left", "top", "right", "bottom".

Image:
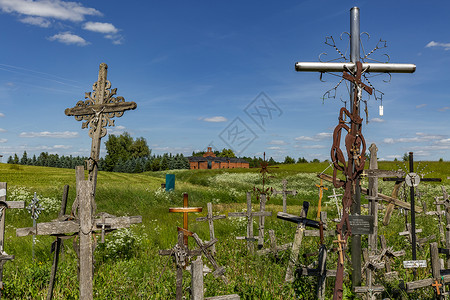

{"left": 6, "top": 151, "right": 190, "bottom": 173}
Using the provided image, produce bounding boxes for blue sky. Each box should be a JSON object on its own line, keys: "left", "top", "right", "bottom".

{"left": 0, "top": 0, "right": 449, "bottom": 162}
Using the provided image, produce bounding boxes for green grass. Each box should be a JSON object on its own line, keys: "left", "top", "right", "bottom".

{"left": 0, "top": 161, "right": 449, "bottom": 299}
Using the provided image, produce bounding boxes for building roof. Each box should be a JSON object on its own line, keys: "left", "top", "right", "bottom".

{"left": 188, "top": 156, "right": 249, "bottom": 163}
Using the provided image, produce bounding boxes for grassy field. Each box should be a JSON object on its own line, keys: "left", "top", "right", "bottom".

{"left": 0, "top": 161, "right": 449, "bottom": 299}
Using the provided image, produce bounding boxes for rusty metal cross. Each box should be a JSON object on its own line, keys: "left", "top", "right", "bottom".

{"left": 169, "top": 193, "right": 202, "bottom": 246}
{"left": 65, "top": 63, "right": 136, "bottom": 195}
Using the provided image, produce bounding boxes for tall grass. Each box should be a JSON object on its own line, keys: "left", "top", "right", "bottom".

{"left": 0, "top": 162, "right": 449, "bottom": 299}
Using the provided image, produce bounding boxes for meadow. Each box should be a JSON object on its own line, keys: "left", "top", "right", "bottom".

{"left": 1, "top": 161, "right": 449, "bottom": 299}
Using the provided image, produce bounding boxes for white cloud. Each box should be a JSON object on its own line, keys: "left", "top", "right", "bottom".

{"left": 83, "top": 21, "right": 117, "bottom": 34}
{"left": 268, "top": 140, "right": 288, "bottom": 145}
{"left": 0, "top": 113, "right": 4, "bottom": 117}
{"left": 202, "top": 116, "right": 227, "bottom": 123}
{"left": 302, "top": 145, "right": 326, "bottom": 149}
{"left": 0, "top": 0, "right": 101, "bottom": 22}
{"left": 53, "top": 144, "right": 71, "bottom": 149}
{"left": 416, "top": 104, "right": 427, "bottom": 109}
{"left": 383, "top": 132, "right": 447, "bottom": 144}
{"left": 107, "top": 125, "right": 126, "bottom": 135}
{"left": 370, "top": 118, "right": 384, "bottom": 123}
{"left": 0, "top": 139, "right": 7, "bottom": 143}
{"left": 0, "top": 128, "right": 6, "bottom": 132}
{"left": 426, "top": 41, "right": 450, "bottom": 50}
{"left": 48, "top": 32, "right": 88, "bottom": 46}
{"left": 19, "top": 16, "right": 50, "bottom": 27}
{"left": 295, "top": 132, "right": 331, "bottom": 141}
{"left": 19, "top": 131, "right": 79, "bottom": 138}
{"left": 267, "top": 146, "right": 281, "bottom": 150}
{"left": 439, "top": 107, "right": 450, "bottom": 112}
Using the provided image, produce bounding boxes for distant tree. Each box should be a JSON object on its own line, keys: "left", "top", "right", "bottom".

{"left": 439, "top": 158, "right": 444, "bottom": 162}
{"left": 297, "top": 157, "right": 308, "bottom": 163}
{"left": 402, "top": 153, "right": 409, "bottom": 162}
{"left": 130, "top": 137, "right": 151, "bottom": 159}
{"left": 217, "top": 148, "right": 236, "bottom": 158}
{"left": 7, "top": 156, "right": 13, "bottom": 164}
{"left": 13, "top": 154, "right": 19, "bottom": 164}
{"left": 311, "top": 158, "right": 320, "bottom": 163}
{"left": 20, "top": 151, "right": 28, "bottom": 165}
{"left": 160, "top": 154, "right": 169, "bottom": 170}
{"left": 283, "top": 156, "right": 295, "bottom": 164}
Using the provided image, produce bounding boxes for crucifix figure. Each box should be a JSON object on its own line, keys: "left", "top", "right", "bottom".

{"left": 295, "top": 7, "right": 415, "bottom": 299}
{"left": 169, "top": 193, "right": 203, "bottom": 246}
{"left": 27, "top": 192, "right": 44, "bottom": 260}
{"left": 272, "top": 179, "right": 297, "bottom": 213}
{"left": 65, "top": 63, "right": 137, "bottom": 198}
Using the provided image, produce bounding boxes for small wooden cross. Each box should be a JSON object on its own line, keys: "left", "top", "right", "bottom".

{"left": 272, "top": 179, "right": 297, "bottom": 213}
{"left": 96, "top": 214, "right": 111, "bottom": 243}
{"left": 315, "top": 178, "right": 328, "bottom": 219}
{"left": 65, "top": 63, "right": 136, "bottom": 196}
{"left": 0, "top": 182, "right": 25, "bottom": 293}
{"left": 159, "top": 230, "right": 201, "bottom": 300}
{"left": 196, "top": 202, "right": 226, "bottom": 256}
{"left": 228, "top": 192, "right": 271, "bottom": 253}
{"left": 169, "top": 193, "right": 202, "bottom": 246}
{"left": 432, "top": 280, "right": 442, "bottom": 296}
{"left": 257, "top": 229, "right": 292, "bottom": 258}
{"left": 378, "top": 235, "right": 405, "bottom": 281}
{"left": 334, "top": 234, "right": 346, "bottom": 265}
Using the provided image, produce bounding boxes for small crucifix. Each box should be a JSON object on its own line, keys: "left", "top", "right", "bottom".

{"left": 27, "top": 192, "right": 44, "bottom": 260}
{"left": 272, "top": 179, "right": 297, "bottom": 213}
{"left": 65, "top": 63, "right": 137, "bottom": 197}
{"left": 169, "top": 193, "right": 202, "bottom": 246}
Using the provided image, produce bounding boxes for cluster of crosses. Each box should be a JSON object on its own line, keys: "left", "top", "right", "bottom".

{"left": 1, "top": 6, "right": 448, "bottom": 300}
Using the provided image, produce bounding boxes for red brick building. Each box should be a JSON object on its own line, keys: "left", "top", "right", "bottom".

{"left": 188, "top": 147, "right": 249, "bottom": 170}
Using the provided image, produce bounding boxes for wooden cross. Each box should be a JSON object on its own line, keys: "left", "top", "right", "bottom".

{"left": 272, "top": 179, "right": 297, "bottom": 213}
{"left": 169, "top": 193, "right": 202, "bottom": 246}
{"left": 16, "top": 166, "right": 142, "bottom": 300}
{"left": 334, "top": 234, "right": 346, "bottom": 265}
{"left": 383, "top": 152, "right": 441, "bottom": 261}
{"left": 276, "top": 201, "right": 323, "bottom": 282}
{"left": 354, "top": 248, "right": 385, "bottom": 300}
{"left": 228, "top": 192, "right": 271, "bottom": 253}
{"left": 0, "top": 182, "right": 25, "bottom": 293}
{"left": 327, "top": 188, "right": 342, "bottom": 221}
{"left": 159, "top": 230, "right": 201, "bottom": 300}
{"left": 196, "top": 202, "right": 226, "bottom": 256}
{"left": 257, "top": 229, "right": 292, "bottom": 258}
{"left": 315, "top": 178, "right": 328, "bottom": 219}
{"left": 378, "top": 235, "right": 405, "bottom": 281}
{"left": 65, "top": 63, "right": 137, "bottom": 197}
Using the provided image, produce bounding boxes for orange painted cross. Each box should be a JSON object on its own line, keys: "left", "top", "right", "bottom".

{"left": 333, "top": 234, "right": 346, "bottom": 265}
{"left": 169, "top": 193, "right": 202, "bottom": 246}
{"left": 315, "top": 179, "right": 328, "bottom": 219}
{"left": 432, "top": 280, "right": 442, "bottom": 295}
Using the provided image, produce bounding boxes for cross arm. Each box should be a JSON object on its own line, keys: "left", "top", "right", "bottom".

{"left": 16, "top": 215, "right": 142, "bottom": 237}
{"left": 383, "top": 177, "right": 441, "bottom": 182}
{"left": 295, "top": 62, "right": 416, "bottom": 73}
{"left": 5, "top": 201, "right": 25, "bottom": 209}
{"left": 277, "top": 212, "right": 322, "bottom": 229}
{"left": 65, "top": 101, "right": 137, "bottom": 117}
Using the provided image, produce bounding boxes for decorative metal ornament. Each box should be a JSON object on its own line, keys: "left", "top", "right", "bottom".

{"left": 27, "top": 192, "right": 44, "bottom": 221}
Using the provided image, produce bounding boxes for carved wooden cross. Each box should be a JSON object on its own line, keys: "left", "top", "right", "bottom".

{"left": 16, "top": 167, "right": 142, "bottom": 300}
{"left": 257, "top": 229, "right": 292, "bottom": 258}
{"left": 0, "top": 182, "right": 25, "bottom": 293}
{"left": 315, "top": 178, "right": 328, "bottom": 219}
{"left": 228, "top": 192, "right": 271, "bottom": 253}
{"left": 196, "top": 202, "right": 226, "bottom": 256}
{"left": 65, "top": 63, "right": 137, "bottom": 195}
{"left": 272, "top": 179, "right": 297, "bottom": 213}
{"left": 169, "top": 193, "right": 202, "bottom": 246}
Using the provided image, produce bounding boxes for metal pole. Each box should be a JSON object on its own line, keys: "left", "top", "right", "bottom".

{"left": 409, "top": 152, "right": 417, "bottom": 260}
{"left": 350, "top": 6, "right": 362, "bottom": 288}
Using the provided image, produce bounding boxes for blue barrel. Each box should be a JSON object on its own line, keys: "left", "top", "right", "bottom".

{"left": 165, "top": 174, "right": 175, "bottom": 191}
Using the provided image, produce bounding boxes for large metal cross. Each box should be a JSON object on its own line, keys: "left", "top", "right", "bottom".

{"left": 295, "top": 7, "right": 415, "bottom": 300}
{"left": 65, "top": 63, "right": 136, "bottom": 194}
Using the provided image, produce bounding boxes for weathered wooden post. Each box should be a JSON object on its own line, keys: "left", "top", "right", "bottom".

{"left": 169, "top": 193, "right": 202, "bottom": 246}
{"left": 295, "top": 7, "right": 416, "bottom": 298}
{"left": 0, "top": 182, "right": 25, "bottom": 295}
{"left": 315, "top": 179, "right": 328, "bottom": 219}
{"left": 47, "top": 184, "right": 69, "bottom": 300}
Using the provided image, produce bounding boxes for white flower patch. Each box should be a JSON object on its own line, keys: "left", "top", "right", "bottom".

{"left": 8, "top": 187, "right": 60, "bottom": 214}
